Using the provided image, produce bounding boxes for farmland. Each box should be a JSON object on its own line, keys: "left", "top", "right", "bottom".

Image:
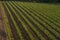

{"left": 0, "top": 1, "right": 60, "bottom": 40}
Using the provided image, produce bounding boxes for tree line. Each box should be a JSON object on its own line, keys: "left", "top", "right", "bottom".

{"left": 1, "top": 0, "right": 60, "bottom": 3}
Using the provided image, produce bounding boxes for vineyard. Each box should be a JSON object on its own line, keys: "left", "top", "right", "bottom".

{"left": 0, "top": 1, "right": 60, "bottom": 40}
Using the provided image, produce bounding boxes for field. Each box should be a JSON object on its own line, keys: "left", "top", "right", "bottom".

{"left": 0, "top": 1, "right": 60, "bottom": 40}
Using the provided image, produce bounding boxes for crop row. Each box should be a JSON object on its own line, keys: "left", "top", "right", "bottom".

{"left": 2, "top": 1, "right": 60, "bottom": 40}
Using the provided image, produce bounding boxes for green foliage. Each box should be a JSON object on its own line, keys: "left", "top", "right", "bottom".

{"left": 2, "top": 1, "right": 60, "bottom": 40}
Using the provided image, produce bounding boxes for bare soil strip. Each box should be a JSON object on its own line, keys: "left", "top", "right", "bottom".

{"left": 0, "top": 2, "right": 8, "bottom": 40}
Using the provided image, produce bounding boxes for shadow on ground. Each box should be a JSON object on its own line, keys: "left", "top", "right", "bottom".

{"left": 0, "top": 0, "right": 60, "bottom": 5}
{"left": 0, "top": 29, "right": 7, "bottom": 38}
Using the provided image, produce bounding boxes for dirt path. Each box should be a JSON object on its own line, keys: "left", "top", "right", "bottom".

{"left": 0, "top": 2, "right": 8, "bottom": 40}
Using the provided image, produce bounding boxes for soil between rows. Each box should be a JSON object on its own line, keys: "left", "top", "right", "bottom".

{"left": 0, "top": 2, "right": 8, "bottom": 40}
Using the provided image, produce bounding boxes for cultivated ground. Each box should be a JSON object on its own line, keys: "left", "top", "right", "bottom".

{"left": 0, "top": 1, "right": 60, "bottom": 40}
{"left": 0, "top": 3, "right": 8, "bottom": 40}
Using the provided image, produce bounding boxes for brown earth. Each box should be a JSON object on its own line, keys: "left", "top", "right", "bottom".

{"left": 0, "top": 3, "right": 8, "bottom": 40}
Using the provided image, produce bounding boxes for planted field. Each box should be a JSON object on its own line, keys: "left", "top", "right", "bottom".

{"left": 0, "top": 1, "right": 60, "bottom": 40}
